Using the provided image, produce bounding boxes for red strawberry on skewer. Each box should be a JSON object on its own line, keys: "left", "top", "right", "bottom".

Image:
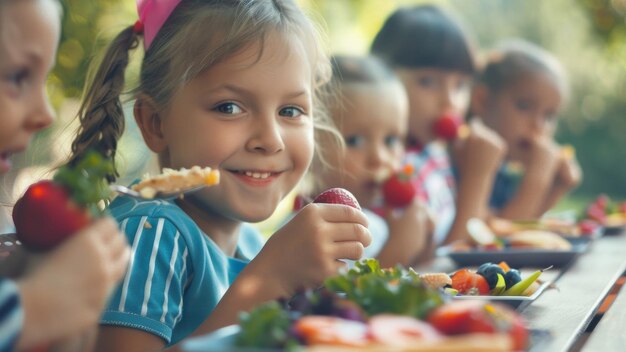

{"left": 313, "top": 188, "right": 361, "bottom": 210}
{"left": 13, "top": 151, "right": 114, "bottom": 251}
{"left": 382, "top": 164, "right": 416, "bottom": 208}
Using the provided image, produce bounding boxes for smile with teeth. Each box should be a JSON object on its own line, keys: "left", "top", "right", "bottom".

{"left": 239, "top": 170, "right": 273, "bottom": 179}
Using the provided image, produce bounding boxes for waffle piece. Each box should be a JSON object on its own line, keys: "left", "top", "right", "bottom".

{"left": 131, "top": 166, "right": 220, "bottom": 199}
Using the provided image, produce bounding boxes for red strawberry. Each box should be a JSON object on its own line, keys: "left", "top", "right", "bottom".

{"left": 579, "top": 219, "right": 600, "bottom": 236}
{"left": 427, "top": 300, "right": 528, "bottom": 351}
{"left": 586, "top": 203, "right": 607, "bottom": 224}
{"left": 432, "top": 113, "right": 462, "bottom": 141}
{"left": 13, "top": 180, "right": 91, "bottom": 251}
{"left": 313, "top": 188, "right": 361, "bottom": 210}
{"left": 594, "top": 194, "right": 609, "bottom": 210}
{"left": 382, "top": 164, "right": 416, "bottom": 208}
{"left": 450, "top": 269, "right": 490, "bottom": 295}
{"left": 12, "top": 151, "right": 113, "bottom": 251}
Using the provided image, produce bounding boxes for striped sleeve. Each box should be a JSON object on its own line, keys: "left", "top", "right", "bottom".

{"left": 101, "top": 216, "right": 191, "bottom": 343}
{"left": 0, "top": 279, "right": 23, "bottom": 352}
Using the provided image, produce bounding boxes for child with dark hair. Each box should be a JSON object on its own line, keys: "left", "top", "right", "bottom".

{"left": 471, "top": 39, "right": 581, "bottom": 218}
{"left": 309, "top": 55, "right": 434, "bottom": 267}
{"left": 371, "top": 4, "right": 506, "bottom": 245}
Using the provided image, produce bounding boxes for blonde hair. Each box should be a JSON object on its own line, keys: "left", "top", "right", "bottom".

{"left": 69, "top": 0, "right": 335, "bottom": 182}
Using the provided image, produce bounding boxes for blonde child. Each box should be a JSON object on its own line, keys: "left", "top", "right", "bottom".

{"left": 371, "top": 5, "right": 506, "bottom": 245}
{"left": 0, "top": 0, "right": 129, "bottom": 350}
{"left": 471, "top": 39, "right": 581, "bottom": 218}
{"left": 311, "top": 55, "right": 433, "bottom": 267}
{"left": 65, "top": 0, "right": 371, "bottom": 349}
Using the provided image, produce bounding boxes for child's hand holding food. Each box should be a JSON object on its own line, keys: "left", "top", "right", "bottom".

{"left": 250, "top": 188, "right": 372, "bottom": 296}
{"left": 453, "top": 119, "right": 507, "bottom": 179}
{"left": 555, "top": 145, "right": 582, "bottom": 189}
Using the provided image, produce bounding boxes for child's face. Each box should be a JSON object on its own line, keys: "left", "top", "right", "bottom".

{"left": 396, "top": 68, "right": 471, "bottom": 146}
{"left": 319, "top": 83, "right": 408, "bottom": 208}
{"left": 157, "top": 32, "right": 314, "bottom": 222}
{"left": 481, "top": 73, "right": 562, "bottom": 162}
{"left": 0, "top": 0, "right": 59, "bottom": 174}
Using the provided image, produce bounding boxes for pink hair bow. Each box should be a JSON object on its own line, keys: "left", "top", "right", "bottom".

{"left": 136, "top": 0, "right": 183, "bottom": 50}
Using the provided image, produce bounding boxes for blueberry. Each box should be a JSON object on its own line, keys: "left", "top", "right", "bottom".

{"left": 477, "top": 263, "right": 505, "bottom": 289}
{"left": 504, "top": 269, "right": 522, "bottom": 289}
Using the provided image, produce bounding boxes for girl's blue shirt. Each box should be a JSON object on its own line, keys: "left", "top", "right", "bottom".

{"left": 489, "top": 163, "right": 523, "bottom": 211}
{"left": 101, "top": 195, "right": 264, "bottom": 346}
{"left": 0, "top": 278, "right": 23, "bottom": 352}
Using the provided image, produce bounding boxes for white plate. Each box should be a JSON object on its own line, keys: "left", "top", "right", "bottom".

{"left": 453, "top": 281, "right": 551, "bottom": 310}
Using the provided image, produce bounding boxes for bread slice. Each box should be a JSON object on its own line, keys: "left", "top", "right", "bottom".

{"left": 507, "top": 230, "right": 572, "bottom": 250}
{"left": 131, "top": 166, "right": 219, "bottom": 199}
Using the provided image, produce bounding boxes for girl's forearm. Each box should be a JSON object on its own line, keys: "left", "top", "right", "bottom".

{"left": 446, "top": 171, "right": 494, "bottom": 244}
{"left": 499, "top": 172, "right": 554, "bottom": 219}
{"left": 190, "top": 265, "right": 288, "bottom": 336}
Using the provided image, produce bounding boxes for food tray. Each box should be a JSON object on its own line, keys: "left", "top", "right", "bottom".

{"left": 439, "top": 238, "right": 588, "bottom": 268}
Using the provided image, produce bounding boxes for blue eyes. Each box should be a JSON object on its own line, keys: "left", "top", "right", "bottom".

{"left": 345, "top": 135, "right": 401, "bottom": 148}
{"left": 214, "top": 102, "right": 242, "bottom": 114}
{"left": 279, "top": 106, "right": 304, "bottom": 118}
{"left": 345, "top": 135, "right": 365, "bottom": 148}
{"left": 213, "top": 103, "right": 304, "bottom": 118}
{"left": 385, "top": 135, "right": 401, "bottom": 147}
{"left": 5, "top": 68, "right": 30, "bottom": 89}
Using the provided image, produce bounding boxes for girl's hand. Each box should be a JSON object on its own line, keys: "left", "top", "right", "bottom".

{"left": 249, "top": 203, "right": 371, "bottom": 296}
{"left": 453, "top": 119, "right": 507, "bottom": 176}
{"left": 556, "top": 150, "right": 582, "bottom": 189}
{"left": 16, "top": 217, "right": 130, "bottom": 350}
{"left": 378, "top": 200, "right": 434, "bottom": 267}
{"left": 524, "top": 136, "right": 561, "bottom": 179}
{"left": 446, "top": 120, "right": 506, "bottom": 243}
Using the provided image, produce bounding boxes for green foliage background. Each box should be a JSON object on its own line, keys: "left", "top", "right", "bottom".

{"left": 41, "top": 0, "right": 626, "bottom": 203}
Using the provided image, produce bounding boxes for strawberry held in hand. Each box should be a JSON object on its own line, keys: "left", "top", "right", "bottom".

{"left": 382, "top": 164, "right": 416, "bottom": 208}
{"left": 13, "top": 151, "right": 114, "bottom": 251}
{"left": 313, "top": 188, "right": 361, "bottom": 210}
{"left": 432, "top": 113, "right": 463, "bottom": 141}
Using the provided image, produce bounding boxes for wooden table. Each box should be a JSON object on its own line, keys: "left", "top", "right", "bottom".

{"left": 417, "top": 230, "right": 626, "bottom": 352}
{"left": 524, "top": 233, "right": 626, "bottom": 352}
{"left": 580, "top": 278, "right": 626, "bottom": 351}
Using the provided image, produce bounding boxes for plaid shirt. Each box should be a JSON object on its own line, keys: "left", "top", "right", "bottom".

{"left": 405, "top": 142, "right": 456, "bottom": 244}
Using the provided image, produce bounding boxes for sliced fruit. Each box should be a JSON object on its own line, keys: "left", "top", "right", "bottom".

{"left": 368, "top": 315, "right": 441, "bottom": 347}
{"left": 427, "top": 300, "right": 528, "bottom": 351}
{"left": 502, "top": 266, "right": 550, "bottom": 296}
{"left": 293, "top": 316, "right": 369, "bottom": 347}
{"left": 490, "top": 274, "right": 506, "bottom": 295}
{"left": 451, "top": 269, "right": 490, "bottom": 295}
{"left": 498, "top": 261, "right": 511, "bottom": 273}
{"left": 476, "top": 263, "right": 506, "bottom": 289}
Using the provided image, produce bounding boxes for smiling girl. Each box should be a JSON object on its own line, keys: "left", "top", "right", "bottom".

{"left": 65, "top": 0, "right": 371, "bottom": 350}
